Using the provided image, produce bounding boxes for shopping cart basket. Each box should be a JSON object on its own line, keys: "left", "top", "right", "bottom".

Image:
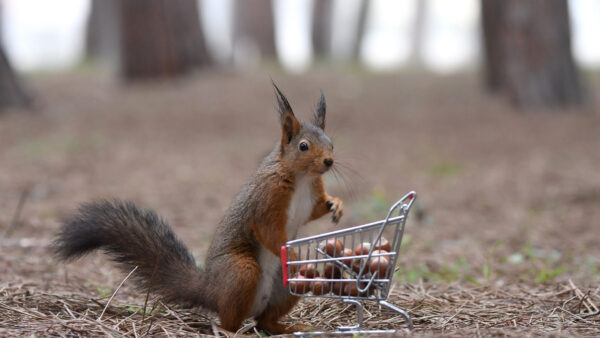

{"left": 281, "top": 191, "right": 417, "bottom": 335}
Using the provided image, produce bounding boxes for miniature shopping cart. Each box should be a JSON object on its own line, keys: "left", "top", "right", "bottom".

{"left": 281, "top": 191, "right": 417, "bottom": 335}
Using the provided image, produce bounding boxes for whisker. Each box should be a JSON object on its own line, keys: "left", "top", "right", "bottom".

{"left": 334, "top": 160, "right": 365, "bottom": 182}
{"left": 339, "top": 169, "right": 359, "bottom": 200}
{"left": 329, "top": 164, "right": 359, "bottom": 201}
{"left": 328, "top": 166, "right": 342, "bottom": 188}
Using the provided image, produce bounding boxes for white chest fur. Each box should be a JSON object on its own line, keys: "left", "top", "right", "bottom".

{"left": 250, "top": 247, "right": 281, "bottom": 317}
{"left": 285, "top": 175, "right": 315, "bottom": 239}
{"left": 250, "top": 175, "right": 315, "bottom": 317}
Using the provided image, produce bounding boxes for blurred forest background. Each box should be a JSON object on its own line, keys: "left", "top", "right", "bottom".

{"left": 1, "top": 0, "right": 600, "bottom": 108}
{"left": 1, "top": 0, "right": 600, "bottom": 336}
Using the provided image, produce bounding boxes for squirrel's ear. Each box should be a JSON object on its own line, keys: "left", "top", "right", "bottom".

{"left": 312, "top": 91, "right": 326, "bottom": 130}
{"left": 273, "top": 82, "right": 300, "bottom": 144}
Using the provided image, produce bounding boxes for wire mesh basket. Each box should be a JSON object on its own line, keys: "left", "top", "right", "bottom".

{"left": 281, "top": 191, "right": 417, "bottom": 335}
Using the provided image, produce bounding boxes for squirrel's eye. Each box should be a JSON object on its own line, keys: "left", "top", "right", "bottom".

{"left": 299, "top": 142, "right": 309, "bottom": 151}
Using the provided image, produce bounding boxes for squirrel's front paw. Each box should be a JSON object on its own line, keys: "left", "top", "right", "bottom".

{"left": 326, "top": 198, "right": 344, "bottom": 224}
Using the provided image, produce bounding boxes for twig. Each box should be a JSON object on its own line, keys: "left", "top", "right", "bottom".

{"left": 235, "top": 320, "right": 256, "bottom": 336}
{"left": 141, "top": 287, "right": 151, "bottom": 324}
{"left": 160, "top": 324, "right": 172, "bottom": 337}
{"left": 97, "top": 266, "right": 138, "bottom": 321}
{"left": 112, "top": 307, "right": 140, "bottom": 330}
{"left": 141, "top": 258, "right": 160, "bottom": 324}
{"left": 62, "top": 302, "right": 76, "bottom": 319}
{"left": 132, "top": 321, "right": 139, "bottom": 338}
{"left": 0, "top": 300, "right": 46, "bottom": 319}
{"left": 212, "top": 321, "right": 230, "bottom": 337}
{"left": 159, "top": 301, "right": 196, "bottom": 332}
{"left": 586, "top": 290, "right": 600, "bottom": 313}
{"left": 569, "top": 279, "right": 598, "bottom": 313}
{"left": 143, "top": 300, "right": 160, "bottom": 336}
{"left": 439, "top": 303, "right": 466, "bottom": 329}
{"left": 4, "top": 188, "right": 30, "bottom": 237}
{"left": 581, "top": 310, "right": 600, "bottom": 319}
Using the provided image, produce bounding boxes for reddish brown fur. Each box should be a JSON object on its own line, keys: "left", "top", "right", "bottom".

{"left": 249, "top": 178, "right": 293, "bottom": 257}
{"left": 53, "top": 85, "right": 342, "bottom": 334}
{"left": 310, "top": 177, "right": 343, "bottom": 222}
{"left": 255, "top": 294, "right": 304, "bottom": 334}
{"left": 217, "top": 254, "right": 260, "bottom": 331}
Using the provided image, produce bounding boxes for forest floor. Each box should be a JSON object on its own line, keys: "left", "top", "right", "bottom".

{"left": 1, "top": 69, "right": 599, "bottom": 336}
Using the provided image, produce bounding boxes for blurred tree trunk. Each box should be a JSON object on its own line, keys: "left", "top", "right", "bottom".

{"left": 119, "top": 0, "right": 208, "bottom": 80}
{"left": 351, "top": 0, "right": 369, "bottom": 60}
{"left": 409, "top": 0, "right": 427, "bottom": 67}
{"left": 312, "top": 0, "right": 332, "bottom": 58}
{"left": 234, "top": 0, "right": 275, "bottom": 61}
{"left": 481, "top": 0, "right": 504, "bottom": 91}
{"left": 0, "top": 48, "right": 31, "bottom": 110}
{"left": 481, "top": 0, "right": 583, "bottom": 108}
{"left": 86, "top": 0, "right": 120, "bottom": 68}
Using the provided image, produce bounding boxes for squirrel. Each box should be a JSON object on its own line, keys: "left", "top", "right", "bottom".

{"left": 52, "top": 83, "right": 344, "bottom": 334}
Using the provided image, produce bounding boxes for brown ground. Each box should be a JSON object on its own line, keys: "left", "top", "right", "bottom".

{"left": 1, "top": 70, "right": 599, "bottom": 336}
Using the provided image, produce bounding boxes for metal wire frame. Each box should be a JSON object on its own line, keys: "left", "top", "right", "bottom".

{"left": 281, "top": 191, "right": 417, "bottom": 334}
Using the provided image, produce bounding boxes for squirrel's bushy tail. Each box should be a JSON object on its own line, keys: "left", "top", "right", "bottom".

{"left": 53, "top": 200, "right": 205, "bottom": 307}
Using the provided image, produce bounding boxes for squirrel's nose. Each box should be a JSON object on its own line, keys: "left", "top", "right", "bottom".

{"left": 324, "top": 158, "right": 333, "bottom": 167}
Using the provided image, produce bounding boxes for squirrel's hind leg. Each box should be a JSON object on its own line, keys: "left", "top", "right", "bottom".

{"left": 255, "top": 293, "right": 309, "bottom": 334}
{"left": 215, "top": 256, "right": 261, "bottom": 332}
{"left": 255, "top": 273, "right": 316, "bottom": 334}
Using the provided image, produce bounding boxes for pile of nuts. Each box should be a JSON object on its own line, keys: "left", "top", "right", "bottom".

{"left": 289, "top": 237, "right": 391, "bottom": 296}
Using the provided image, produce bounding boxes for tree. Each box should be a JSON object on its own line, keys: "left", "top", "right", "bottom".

{"left": 409, "top": 0, "right": 427, "bottom": 67}
{"left": 0, "top": 2, "right": 31, "bottom": 111}
{"left": 352, "top": 0, "right": 369, "bottom": 60}
{"left": 0, "top": 48, "right": 31, "bottom": 110}
{"left": 86, "top": 0, "right": 208, "bottom": 80}
{"left": 233, "top": 0, "right": 276, "bottom": 62}
{"left": 330, "top": 0, "right": 369, "bottom": 62}
{"left": 85, "top": 0, "right": 120, "bottom": 68}
{"left": 312, "top": 0, "right": 333, "bottom": 58}
{"left": 119, "top": 0, "right": 208, "bottom": 79}
{"left": 481, "top": 0, "right": 583, "bottom": 108}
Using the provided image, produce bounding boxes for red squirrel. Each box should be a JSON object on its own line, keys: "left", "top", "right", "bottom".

{"left": 53, "top": 83, "right": 343, "bottom": 334}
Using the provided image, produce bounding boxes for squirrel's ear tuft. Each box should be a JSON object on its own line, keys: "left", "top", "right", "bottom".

{"left": 272, "top": 81, "right": 300, "bottom": 145}
{"left": 312, "top": 91, "right": 326, "bottom": 130}
{"left": 273, "top": 81, "right": 293, "bottom": 122}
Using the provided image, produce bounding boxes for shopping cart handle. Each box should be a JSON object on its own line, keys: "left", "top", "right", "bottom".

{"left": 281, "top": 246, "right": 289, "bottom": 286}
